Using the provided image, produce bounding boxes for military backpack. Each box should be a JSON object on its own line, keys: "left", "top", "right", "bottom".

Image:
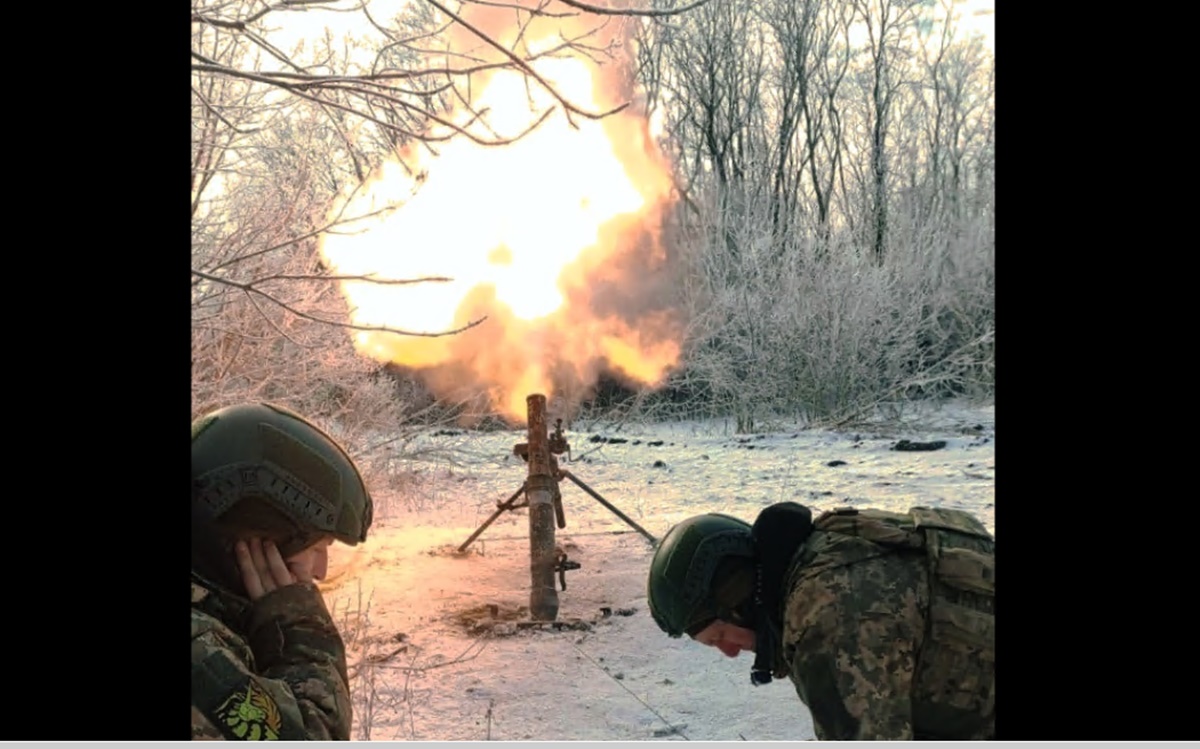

{"left": 811, "top": 506, "right": 995, "bottom": 737}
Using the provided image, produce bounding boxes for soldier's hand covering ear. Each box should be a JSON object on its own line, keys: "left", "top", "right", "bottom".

{"left": 236, "top": 538, "right": 303, "bottom": 599}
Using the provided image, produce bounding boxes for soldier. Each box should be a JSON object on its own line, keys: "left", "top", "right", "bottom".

{"left": 191, "top": 402, "right": 374, "bottom": 740}
{"left": 646, "top": 501, "right": 994, "bottom": 740}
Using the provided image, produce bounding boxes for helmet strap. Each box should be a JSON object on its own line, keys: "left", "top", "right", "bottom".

{"left": 750, "top": 563, "right": 780, "bottom": 685}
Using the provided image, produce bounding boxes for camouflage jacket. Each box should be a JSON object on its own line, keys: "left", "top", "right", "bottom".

{"left": 191, "top": 573, "right": 354, "bottom": 740}
{"left": 777, "top": 507, "right": 995, "bottom": 740}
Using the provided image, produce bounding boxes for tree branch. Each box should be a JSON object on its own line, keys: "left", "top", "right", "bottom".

{"left": 194, "top": 269, "right": 487, "bottom": 338}
{"left": 259, "top": 272, "right": 455, "bottom": 284}
{"left": 193, "top": 268, "right": 452, "bottom": 289}
{"left": 192, "top": 58, "right": 557, "bottom": 146}
{"left": 423, "top": 0, "right": 629, "bottom": 125}
{"left": 462, "top": 0, "right": 579, "bottom": 18}
{"left": 552, "top": 0, "right": 714, "bottom": 17}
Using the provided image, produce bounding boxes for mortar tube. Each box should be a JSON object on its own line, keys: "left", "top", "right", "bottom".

{"left": 525, "top": 394, "right": 559, "bottom": 621}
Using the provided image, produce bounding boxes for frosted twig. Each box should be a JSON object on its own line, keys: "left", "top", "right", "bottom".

{"left": 405, "top": 649, "right": 417, "bottom": 739}
{"left": 376, "top": 634, "right": 491, "bottom": 672}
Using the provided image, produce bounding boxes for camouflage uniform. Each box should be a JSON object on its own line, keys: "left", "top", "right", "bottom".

{"left": 190, "top": 402, "right": 375, "bottom": 741}
{"left": 779, "top": 507, "right": 995, "bottom": 740}
{"left": 191, "top": 574, "right": 354, "bottom": 740}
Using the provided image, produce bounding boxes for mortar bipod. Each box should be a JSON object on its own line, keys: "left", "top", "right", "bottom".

{"left": 456, "top": 413, "right": 658, "bottom": 556}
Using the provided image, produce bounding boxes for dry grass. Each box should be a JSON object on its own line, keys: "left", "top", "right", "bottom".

{"left": 328, "top": 579, "right": 505, "bottom": 740}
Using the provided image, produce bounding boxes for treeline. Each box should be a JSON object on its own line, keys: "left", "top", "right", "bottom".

{"left": 191, "top": 0, "right": 993, "bottom": 439}
{"left": 629, "top": 0, "right": 994, "bottom": 428}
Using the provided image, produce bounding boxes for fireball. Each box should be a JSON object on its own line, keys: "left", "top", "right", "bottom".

{"left": 319, "top": 1, "right": 681, "bottom": 423}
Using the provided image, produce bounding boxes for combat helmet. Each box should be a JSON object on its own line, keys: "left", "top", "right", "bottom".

{"left": 191, "top": 402, "right": 374, "bottom": 592}
{"left": 647, "top": 513, "right": 756, "bottom": 638}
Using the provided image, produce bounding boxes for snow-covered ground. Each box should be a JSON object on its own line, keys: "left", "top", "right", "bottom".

{"left": 318, "top": 399, "right": 995, "bottom": 741}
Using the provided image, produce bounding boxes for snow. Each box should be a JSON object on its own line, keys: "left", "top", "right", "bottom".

{"left": 317, "top": 398, "right": 995, "bottom": 741}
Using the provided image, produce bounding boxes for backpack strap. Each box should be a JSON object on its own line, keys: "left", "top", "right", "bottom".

{"left": 909, "top": 507, "right": 994, "bottom": 599}
{"left": 906, "top": 507, "right": 995, "bottom": 737}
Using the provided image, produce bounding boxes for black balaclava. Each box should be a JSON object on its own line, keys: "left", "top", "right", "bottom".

{"left": 748, "top": 502, "right": 815, "bottom": 685}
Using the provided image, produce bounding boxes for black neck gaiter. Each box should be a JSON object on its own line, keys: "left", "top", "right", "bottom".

{"left": 748, "top": 502, "right": 815, "bottom": 685}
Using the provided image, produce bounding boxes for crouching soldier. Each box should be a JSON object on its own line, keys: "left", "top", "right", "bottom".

{"left": 191, "top": 403, "right": 375, "bottom": 740}
{"left": 646, "top": 502, "right": 994, "bottom": 740}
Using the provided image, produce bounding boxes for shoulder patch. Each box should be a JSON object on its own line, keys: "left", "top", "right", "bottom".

{"left": 213, "top": 680, "right": 283, "bottom": 740}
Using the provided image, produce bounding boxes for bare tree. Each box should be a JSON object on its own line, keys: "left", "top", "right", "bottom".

{"left": 191, "top": 0, "right": 713, "bottom": 440}
{"left": 846, "top": 0, "right": 922, "bottom": 264}
{"left": 628, "top": 0, "right": 993, "bottom": 427}
{"left": 754, "top": 0, "right": 854, "bottom": 244}
{"left": 191, "top": 0, "right": 993, "bottom": 436}
{"left": 636, "top": 0, "right": 768, "bottom": 227}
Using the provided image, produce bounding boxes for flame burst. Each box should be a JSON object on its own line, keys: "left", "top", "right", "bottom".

{"left": 320, "top": 3, "right": 681, "bottom": 423}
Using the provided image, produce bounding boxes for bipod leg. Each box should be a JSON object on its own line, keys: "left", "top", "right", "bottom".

{"left": 457, "top": 482, "right": 527, "bottom": 553}
{"left": 558, "top": 469, "right": 658, "bottom": 545}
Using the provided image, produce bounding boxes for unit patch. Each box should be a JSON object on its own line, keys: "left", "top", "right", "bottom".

{"left": 213, "top": 680, "right": 283, "bottom": 740}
